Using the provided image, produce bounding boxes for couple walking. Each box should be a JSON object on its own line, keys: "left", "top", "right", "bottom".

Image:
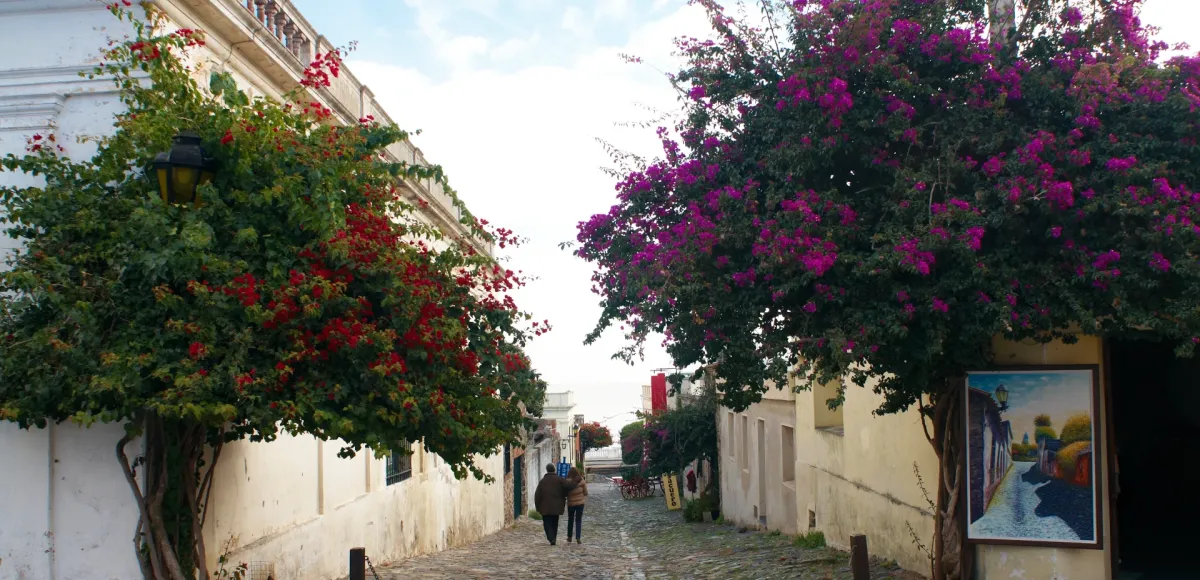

{"left": 533, "top": 463, "right": 587, "bottom": 545}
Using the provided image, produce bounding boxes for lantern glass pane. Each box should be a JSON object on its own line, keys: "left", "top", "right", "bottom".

{"left": 171, "top": 166, "right": 198, "bottom": 203}
{"left": 156, "top": 168, "right": 170, "bottom": 203}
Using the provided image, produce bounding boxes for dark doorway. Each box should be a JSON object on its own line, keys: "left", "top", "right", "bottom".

{"left": 513, "top": 455, "right": 524, "bottom": 518}
{"left": 1108, "top": 338, "right": 1200, "bottom": 580}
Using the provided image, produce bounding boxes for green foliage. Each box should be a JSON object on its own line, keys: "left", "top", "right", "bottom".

{"left": 1034, "top": 414, "right": 1053, "bottom": 427}
{"left": 640, "top": 383, "right": 718, "bottom": 477}
{"left": 528, "top": 509, "right": 542, "bottom": 520}
{"left": 1011, "top": 442, "right": 1038, "bottom": 461}
{"left": 682, "top": 497, "right": 706, "bottom": 522}
{"left": 620, "top": 420, "right": 646, "bottom": 465}
{"left": 1034, "top": 426, "right": 1058, "bottom": 443}
{"left": 794, "top": 530, "right": 827, "bottom": 549}
{"left": 1059, "top": 413, "right": 1092, "bottom": 445}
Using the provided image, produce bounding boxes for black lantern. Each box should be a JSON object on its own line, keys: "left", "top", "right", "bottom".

{"left": 150, "top": 131, "right": 216, "bottom": 206}
{"left": 994, "top": 384, "right": 1009, "bottom": 411}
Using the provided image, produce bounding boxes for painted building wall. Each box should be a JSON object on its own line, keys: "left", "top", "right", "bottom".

{"left": 789, "top": 334, "right": 1111, "bottom": 579}
{"left": 0, "top": 2, "right": 505, "bottom": 579}
{"left": 717, "top": 382, "right": 799, "bottom": 535}
{"left": 203, "top": 437, "right": 504, "bottom": 578}
{"left": 791, "top": 371, "right": 939, "bottom": 574}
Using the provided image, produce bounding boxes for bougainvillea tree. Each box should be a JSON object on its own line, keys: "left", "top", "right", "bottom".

{"left": 576, "top": 0, "right": 1200, "bottom": 577}
{"left": 0, "top": 5, "right": 545, "bottom": 579}
{"left": 639, "top": 385, "right": 718, "bottom": 478}
{"left": 577, "top": 421, "right": 614, "bottom": 454}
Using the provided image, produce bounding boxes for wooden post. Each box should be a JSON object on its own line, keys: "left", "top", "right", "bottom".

{"left": 349, "top": 547, "right": 366, "bottom": 580}
{"left": 850, "top": 534, "right": 871, "bottom": 580}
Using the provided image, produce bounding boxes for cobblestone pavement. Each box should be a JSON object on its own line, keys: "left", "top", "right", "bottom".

{"left": 375, "top": 478, "right": 922, "bottom": 580}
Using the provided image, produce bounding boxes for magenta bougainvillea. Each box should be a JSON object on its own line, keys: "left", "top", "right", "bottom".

{"left": 577, "top": 0, "right": 1200, "bottom": 416}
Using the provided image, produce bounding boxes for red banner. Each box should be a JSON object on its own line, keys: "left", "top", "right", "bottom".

{"left": 650, "top": 373, "right": 667, "bottom": 412}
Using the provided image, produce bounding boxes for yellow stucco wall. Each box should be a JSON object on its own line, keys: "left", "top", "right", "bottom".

{"left": 791, "top": 333, "right": 1111, "bottom": 579}
{"left": 976, "top": 335, "right": 1110, "bottom": 580}
{"left": 792, "top": 373, "right": 939, "bottom": 573}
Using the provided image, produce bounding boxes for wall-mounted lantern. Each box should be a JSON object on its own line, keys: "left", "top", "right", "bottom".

{"left": 995, "top": 384, "right": 1009, "bottom": 412}
{"left": 150, "top": 131, "right": 216, "bottom": 206}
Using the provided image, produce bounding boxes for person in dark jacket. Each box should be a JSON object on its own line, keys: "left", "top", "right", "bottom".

{"left": 533, "top": 463, "right": 577, "bottom": 545}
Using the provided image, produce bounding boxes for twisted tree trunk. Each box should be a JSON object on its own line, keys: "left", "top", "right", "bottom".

{"left": 116, "top": 412, "right": 223, "bottom": 580}
{"left": 924, "top": 380, "right": 973, "bottom": 580}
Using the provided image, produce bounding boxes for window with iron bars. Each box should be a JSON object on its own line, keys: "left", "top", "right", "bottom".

{"left": 386, "top": 444, "right": 413, "bottom": 485}
{"left": 504, "top": 444, "right": 511, "bottom": 474}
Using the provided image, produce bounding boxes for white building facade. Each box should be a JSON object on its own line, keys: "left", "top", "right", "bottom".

{"left": 541, "top": 391, "right": 578, "bottom": 466}
{"left": 0, "top": 1, "right": 505, "bottom": 579}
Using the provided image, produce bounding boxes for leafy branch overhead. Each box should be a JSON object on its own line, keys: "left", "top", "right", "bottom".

{"left": 575, "top": 0, "right": 1200, "bottom": 413}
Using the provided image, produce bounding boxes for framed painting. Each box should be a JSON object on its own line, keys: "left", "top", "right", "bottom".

{"left": 963, "top": 365, "right": 1103, "bottom": 549}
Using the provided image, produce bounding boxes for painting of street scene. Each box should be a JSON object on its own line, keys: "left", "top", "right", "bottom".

{"left": 965, "top": 368, "right": 1100, "bottom": 546}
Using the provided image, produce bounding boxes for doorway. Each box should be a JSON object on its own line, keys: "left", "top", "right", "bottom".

{"left": 513, "top": 455, "right": 524, "bottom": 519}
{"left": 757, "top": 419, "right": 767, "bottom": 527}
{"left": 1108, "top": 338, "right": 1200, "bottom": 580}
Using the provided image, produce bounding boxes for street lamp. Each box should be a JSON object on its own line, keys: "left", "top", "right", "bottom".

{"left": 994, "top": 384, "right": 1009, "bottom": 412}
{"left": 150, "top": 131, "right": 216, "bottom": 206}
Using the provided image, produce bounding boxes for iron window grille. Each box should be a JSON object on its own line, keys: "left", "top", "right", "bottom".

{"left": 386, "top": 445, "right": 413, "bottom": 485}
{"left": 504, "top": 444, "right": 511, "bottom": 474}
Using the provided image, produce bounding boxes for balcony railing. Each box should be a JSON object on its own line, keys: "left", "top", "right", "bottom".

{"left": 240, "top": 0, "right": 312, "bottom": 62}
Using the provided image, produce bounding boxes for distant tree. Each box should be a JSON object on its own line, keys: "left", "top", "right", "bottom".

{"left": 1034, "top": 414, "right": 1053, "bottom": 427}
{"left": 642, "top": 382, "right": 718, "bottom": 477}
{"left": 1059, "top": 413, "right": 1092, "bottom": 445}
{"left": 578, "top": 421, "right": 614, "bottom": 454}
{"left": 620, "top": 420, "right": 646, "bottom": 465}
{"left": 1034, "top": 426, "right": 1058, "bottom": 443}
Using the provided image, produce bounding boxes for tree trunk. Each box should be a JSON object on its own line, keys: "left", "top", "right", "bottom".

{"left": 925, "top": 380, "right": 973, "bottom": 580}
{"left": 117, "top": 412, "right": 221, "bottom": 580}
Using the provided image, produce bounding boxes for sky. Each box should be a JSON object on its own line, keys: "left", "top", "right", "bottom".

{"left": 284, "top": 0, "right": 1200, "bottom": 437}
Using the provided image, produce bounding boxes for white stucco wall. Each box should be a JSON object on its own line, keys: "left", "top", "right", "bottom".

{"left": 0, "top": 2, "right": 505, "bottom": 579}
{"left": 0, "top": 422, "right": 143, "bottom": 580}
{"left": 204, "top": 437, "right": 505, "bottom": 579}
{"left": 718, "top": 384, "right": 799, "bottom": 535}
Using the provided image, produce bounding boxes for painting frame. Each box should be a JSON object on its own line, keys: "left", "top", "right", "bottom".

{"left": 963, "top": 364, "right": 1104, "bottom": 550}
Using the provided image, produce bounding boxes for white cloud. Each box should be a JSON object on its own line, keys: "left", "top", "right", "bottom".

{"left": 595, "top": 0, "right": 633, "bottom": 21}
{"left": 489, "top": 33, "right": 541, "bottom": 61}
{"left": 350, "top": 3, "right": 712, "bottom": 430}
{"left": 402, "top": 0, "right": 491, "bottom": 71}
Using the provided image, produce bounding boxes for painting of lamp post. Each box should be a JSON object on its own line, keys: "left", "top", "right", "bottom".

{"left": 964, "top": 366, "right": 1102, "bottom": 548}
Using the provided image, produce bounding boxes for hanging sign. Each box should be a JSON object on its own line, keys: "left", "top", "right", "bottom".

{"left": 557, "top": 459, "right": 570, "bottom": 478}
{"left": 663, "top": 473, "right": 682, "bottom": 511}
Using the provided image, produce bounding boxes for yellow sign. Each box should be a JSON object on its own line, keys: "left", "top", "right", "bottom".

{"left": 663, "top": 474, "right": 682, "bottom": 511}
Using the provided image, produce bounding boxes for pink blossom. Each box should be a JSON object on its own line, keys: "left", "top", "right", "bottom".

{"left": 1150, "top": 252, "right": 1171, "bottom": 272}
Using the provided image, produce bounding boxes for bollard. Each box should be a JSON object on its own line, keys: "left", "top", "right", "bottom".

{"left": 850, "top": 534, "right": 871, "bottom": 580}
{"left": 349, "top": 547, "right": 366, "bottom": 580}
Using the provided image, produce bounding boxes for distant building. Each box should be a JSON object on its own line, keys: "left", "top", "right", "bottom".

{"left": 542, "top": 391, "right": 578, "bottom": 464}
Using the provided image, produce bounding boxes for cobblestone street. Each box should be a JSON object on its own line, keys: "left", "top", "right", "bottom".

{"left": 375, "top": 479, "right": 921, "bottom": 580}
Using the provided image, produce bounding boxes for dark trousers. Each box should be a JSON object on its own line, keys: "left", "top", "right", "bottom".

{"left": 542, "top": 514, "right": 560, "bottom": 544}
{"left": 567, "top": 505, "right": 584, "bottom": 540}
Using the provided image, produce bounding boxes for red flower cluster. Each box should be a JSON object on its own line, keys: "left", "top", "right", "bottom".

{"left": 299, "top": 50, "right": 342, "bottom": 89}
{"left": 128, "top": 41, "right": 162, "bottom": 62}
{"left": 222, "top": 273, "right": 260, "bottom": 307}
